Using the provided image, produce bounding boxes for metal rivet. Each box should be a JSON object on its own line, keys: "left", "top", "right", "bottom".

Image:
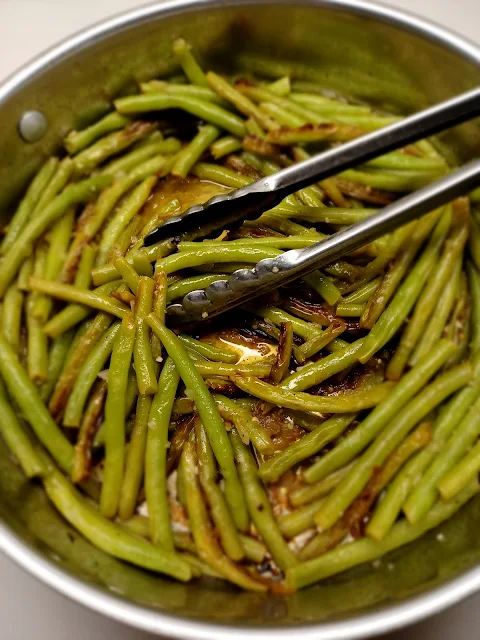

{"left": 18, "top": 111, "right": 48, "bottom": 143}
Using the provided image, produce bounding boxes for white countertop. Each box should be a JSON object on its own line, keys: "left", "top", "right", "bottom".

{"left": 0, "top": 1, "right": 479, "bottom": 638}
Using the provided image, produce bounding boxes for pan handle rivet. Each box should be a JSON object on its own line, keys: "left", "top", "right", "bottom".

{"left": 18, "top": 111, "right": 48, "bottom": 143}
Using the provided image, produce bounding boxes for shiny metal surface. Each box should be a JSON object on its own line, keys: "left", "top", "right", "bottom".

{"left": 17, "top": 110, "right": 48, "bottom": 143}
{"left": 0, "top": 1, "right": 480, "bottom": 639}
{"left": 171, "top": 159, "right": 480, "bottom": 321}
{"left": 145, "top": 86, "right": 480, "bottom": 245}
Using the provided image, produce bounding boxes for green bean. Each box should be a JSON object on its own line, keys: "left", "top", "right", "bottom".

{"left": 254, "top": 306, "right": 322, "bottom": 341}
{"left": 110, "top": 284, "right": 135, "bottom": 306}
{"left": 166, "top": 417, "right": 194, "bottom": 475}
{"left": 73, "top": 121, "right": 157, "bottom": 176}
{"left": 71, "top": 380, "right": 107, "bottom": 483}
{"left": 471, "top": 187, "right": 480, "bottom": 203}
{"left": 129, "top": 242, "right": 172, "bottom": 271}
{"left": 97, "top": 176, "right": 157, "bottom": 265}
{"left": 63, "top": 323, "right": 120, "bottom": 427}
{"left": 112, "top": 257, "right": 141, "bottom": 294}
{"left": 115, "top": 93, "right": 247, "bottom": 138}
{"left": 361, "top": 211, "right": 442, "bottom": 329}
{"left": 0, "top": 333, "right": 73, "bottom": 472}
{"left": 178, "top": 335, "right": 237, "bottom": 363}
{"left": 239, "top": 535, "right": 267, "bottom": 563}
{"left": 267, "top": 122, "right": 365, "bottom": 145}
{"left": 259, "top": 102, "right": 306, "bottom": 128}
{"left": 245, "top": 115, "right": 274, "bottom": 138}
{"left": 239, "top": 85, "right": 326, "bottom": 126}
{"left": 234, "top": 375, "right": 394, "bottom": 415}
{"left": 65, "top": 112, "right": 131, "bottom": 155}
{"left": 365, "top": 151, "right": 446, "bottom": 172}
{"left": 265, "top": 76, "right": 291, "bottom": 96}
{"left": 357, "top": 209, "right": 451, "bottom": 364}
{"left": 303, "top": 340, "right": 456, "bottom": 484}
{"left": 145, "top": 358, "right": 178, "bottom": 547}
{"left": 34, "top": 158, "right": 75, "bottom": 219}
{"left": 366, "top": 449, "right": 431, "bottom": 541}
{"left": 208, "top": 72, "right": 278, "bottom": 131}
{"left": 172, "top": 125, "right": 221, "bottom": 178}
{"left": 287, "top": 482, "right": 478, "bottom": 590}
{"left": 303, "top": 272, "right": 342, "bottom": 306}
{"left": 150, "top": 270, "right": 167, "bottom": 365}
{"left": 259, "top": 414, "right": 357, "bottom": 483}
{"left": 155, "top": 244, "right": 280, "bottom": 275}
{"left": 179, "top": 235, "right": 321, "bottom": 251}
{"left": 29, "top": 278, "right": 128, "bottom": 320}
{"left": 438, "top": 438, "right": 480, "bottom": 500}
{"left": 133, "top": 277, "right": 157, "bottom": 395}
{"left": 315, "top": 361, "right": 470, "bottom": 531}
{"left": 49, "top": 312, "right": 113, "bottom": 419}
{"left": 103, "top": 137, "right": 181, "bottom": 177}
{"left": 62, "top": 157, "right": 166, "bottom": 282}
{"left": 26, "top": 244, "right": 48, "bottom": 381}
{"left": 82, "top": 248, "right": 144, "bottom": 287}
{"left": 409, "top": 263, "right": 460, "bottom": 366}
{"left": 140, "top": 80, "right": 229, "bottom": 106}
{"left": 196, "top": 361, "right": 272, "bottom": 378}
{"left": 290, "top": 146, "right": 350, "bottom": 208}
{"left": 39, "top": 449, "right": 192, "bottom": 580}
{"left": 270, "top": 321, "right": 293, "bottom": 383}
{"left": 230, "top": 429, "right": 297, "bottom": 571}
{"left": 176, "top": 454, "right": 187, "bottom": 507}
{"left": 338, "top": 167, "right": 441, "bottom": 192}
{"left": 17, "top": 257, "right": 34, "bottom": 291}
{"left": 289, "top": 463, "right": 355, "bottom": 507}
{"left": 281, "top": 338, "right": 365, "bottom": 392}
{"left": 100, "top": 313, "right": 136, "bottom": 518}
{"left": 93, "top": 367, "right": 138, "bottom": 448}
{"left": 274, "top": 206, "right": 377, "bottom": 226}
{"left": 39, "top": 330, "right": 75, "bottom": 403}
{"left": 278, "top": 498, "right": 328, "bottom": 539}
{"left": 305, "top": 421, "right": 432, "bottom": 556}
{"left": 404, "top": 394, "right": 480, "bottom": 524}
{"left": 117, "top": 395, "right": 152, "bottom": 521}
{"left": 214, "top": 395, "right": 274, "bottom": 454}
{"left": 1, "top": 158, "right": 59, "bottom": 255}
{"left": 0, "top": 378, "right": 45, "bottom": 477}
{"left": 211, "top": 136, "right": 242, "bottom": 159}
{"left": 337, "top": 114, "right": 403, "bottom": 131}
{"left": 26, "top": 294, "right": 48, "bottom": 382}
{"left": 172, "top": 38, "right": 208, "bottom": 87}
{"left": 387, "top": 225, "right": 467, "bottom": 378}
{"left": 289, "top": 89, "right": 373, "bottom": 114}
{"left": 179, "top": 442, "right": 265, "bottom": 591}
{"left": 195, "top": 418, "right": 244, "bottom": 561}
{"left": 336, "top": 302, "right": 366, "bottom": 317}
{"left": 74, "top": 244, "right": 97, "bottom": 290}
{"left": 43, "top": 281, "right": 122, "bottom": 337}
{"left": 468, "top": 262, "right": 480, "bottom": 354}
{"left": 146, "top": 315, "right": 249, "bottom": 531}
{"left": 135, "top": 199, "right": 180, "bottom": 243}
{"left": 0, "top": 175, "right": 111, "bottom": 297}
{"left": 468, "top": 211, "right": 480, "bottom": 270}
{"left": 2, "top": 284, "right": 23, "bottom": 350}
{"left": 190, "top": 162, "right": 251, "bottom": 187}
{"left": 343, "top": 278, "right": 381, "bottom": 304}
{"left": 31, "top": 208, "right": 75, "bottom": 322}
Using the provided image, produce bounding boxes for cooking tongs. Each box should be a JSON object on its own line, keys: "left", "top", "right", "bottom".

{"left": 143, "top": 87, "right": 480, "bottom": 322}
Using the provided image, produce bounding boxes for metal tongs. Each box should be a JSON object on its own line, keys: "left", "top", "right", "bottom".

{"left": 143, "top": 87, "right": 480, "bottom": 322}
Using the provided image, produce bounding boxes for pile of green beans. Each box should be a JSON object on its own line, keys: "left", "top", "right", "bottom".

{"left": 0, "top": 37, "right": 478, "bottom": 593}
